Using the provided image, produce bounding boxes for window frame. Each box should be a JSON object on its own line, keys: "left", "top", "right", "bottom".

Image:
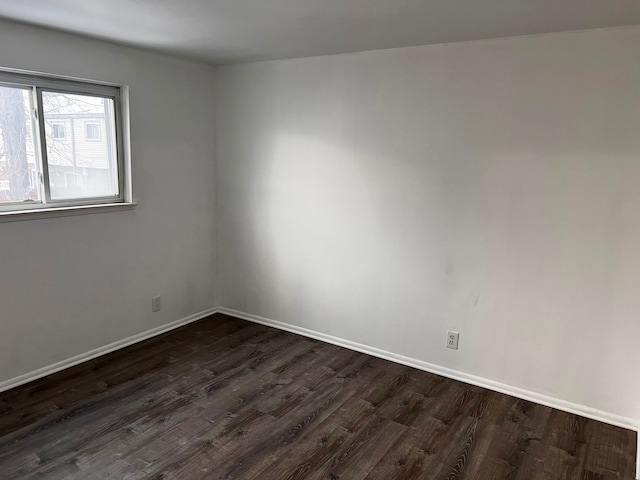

{"left": 0, "top": 69, "right": 130, "bottom": 215}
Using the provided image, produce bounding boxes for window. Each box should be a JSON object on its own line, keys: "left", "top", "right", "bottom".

{"left": 85, "top": 122, "right": 100, "bottom": 141}
{"left": 52, "top": 123, "right": 65, "bottom": 139}
{"left": 0, "top": 70, "right": 129, "bottom": 213}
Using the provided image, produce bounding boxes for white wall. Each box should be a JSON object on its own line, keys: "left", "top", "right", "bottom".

{"left": 216, "top": 26, "right": 640, "bottom": 422}
{"left": 0, "top": 21, "right": 217, "bottom": 382}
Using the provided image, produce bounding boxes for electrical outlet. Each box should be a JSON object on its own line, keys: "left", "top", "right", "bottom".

{"left": 151, "top": 296, "right": 161, "bottom": 312}
{"left": 446, "top": 330, "right": 459, "bottom": 350}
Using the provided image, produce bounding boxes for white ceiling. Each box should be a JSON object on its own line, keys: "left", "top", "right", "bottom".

{"left": 1, "top": 0, "right": 640, "bottom": 65}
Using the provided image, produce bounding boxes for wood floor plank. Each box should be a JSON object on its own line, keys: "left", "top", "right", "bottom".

{"left": 0, "top": 313, "right": 634, "bottom": 480}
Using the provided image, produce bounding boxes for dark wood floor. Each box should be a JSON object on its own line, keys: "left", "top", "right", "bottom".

{"left": 0, "top": 314, "right": 635, "bottom": 479}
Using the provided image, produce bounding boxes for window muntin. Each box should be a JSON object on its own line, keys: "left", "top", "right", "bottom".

{"left": 0, "top": 71, "right": 125, "bottom": 211}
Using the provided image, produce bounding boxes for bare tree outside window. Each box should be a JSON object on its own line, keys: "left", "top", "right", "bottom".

{"left": 0, "top": 86, "right": 37, "bottom": 203}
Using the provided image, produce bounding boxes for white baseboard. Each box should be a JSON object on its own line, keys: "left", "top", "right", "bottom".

{"left": 218, "top": 306, "right": 639, "bottom": 433}
{"left": 0, "top": 307, "right": 219, "bottom": 394}
{"left": 220, "top": 307, "right": 640, "bottom": 479}
{"left": 1, "top": 305, "right": 637, "bottom": 477}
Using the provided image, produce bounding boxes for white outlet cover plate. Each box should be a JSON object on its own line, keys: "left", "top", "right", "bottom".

{"left": 446, "top": 330, "right": 459, "bottom": 350}
{"left": 152, "top": 296, "right": 161, "bottom": 312}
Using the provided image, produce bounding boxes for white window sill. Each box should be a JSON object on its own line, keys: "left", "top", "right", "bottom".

{"left": 0, "top": 202, "right": 137, "bottom": 223}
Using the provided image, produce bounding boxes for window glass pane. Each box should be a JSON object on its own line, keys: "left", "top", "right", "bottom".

{"left": 42, "top": 91, "right": 119, "bottom": 200}
{"left": 0, "top": 85, "right": 40, "bottom": 204}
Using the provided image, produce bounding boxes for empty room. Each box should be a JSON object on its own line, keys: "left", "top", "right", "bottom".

{"left": 0, "top": 1, "right": 639, "bottom": 479}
